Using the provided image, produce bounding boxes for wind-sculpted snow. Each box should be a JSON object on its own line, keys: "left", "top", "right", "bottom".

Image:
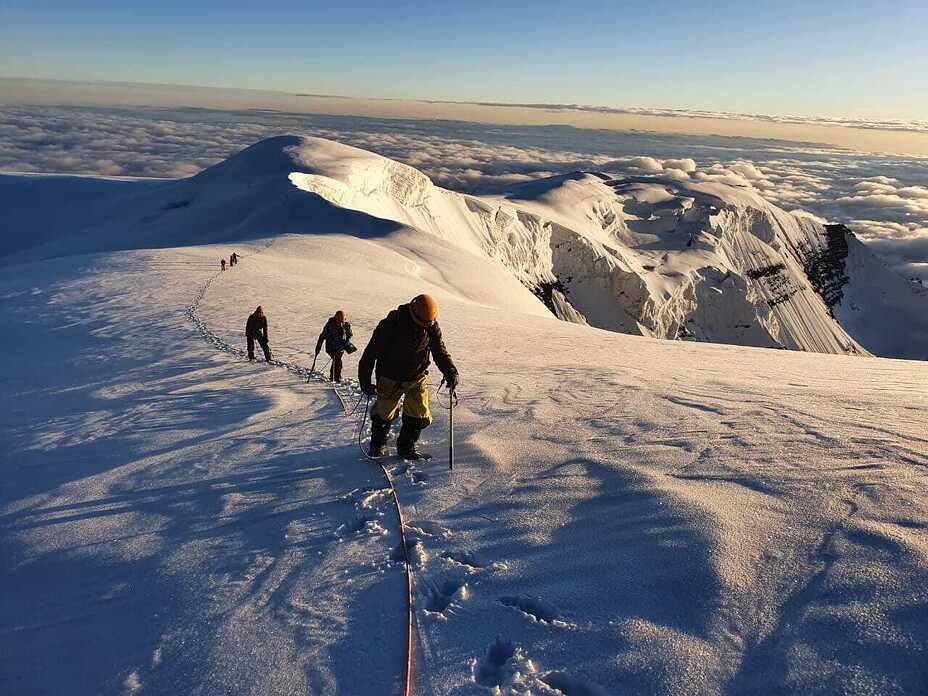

{"left": 0, "top": 247, "right": 412, "bottom": 694}
{"left": 289, "top": 146, "right": 432, "bottom": 209}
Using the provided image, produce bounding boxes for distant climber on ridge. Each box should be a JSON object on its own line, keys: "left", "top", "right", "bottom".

{"left": 245, "top": 305, "right": 272, "bottom": 362}
{"left": 230, "top": 252, "right": 239, "bottom": 266}
{"left": 315, "top": 310, "right": 356, "bottom": 382}
{"left": 359, "top": 294, "right": 459, "bottom": 459}
{"left": 221, "top": 258, "right": 226, "bottom": 271}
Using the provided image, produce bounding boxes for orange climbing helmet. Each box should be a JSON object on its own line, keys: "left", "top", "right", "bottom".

{"left": 410, "top": 294, "right": 438, "bottom": 326}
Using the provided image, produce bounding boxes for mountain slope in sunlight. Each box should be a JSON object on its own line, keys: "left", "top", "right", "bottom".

{"left": 2, "top": 135, "right": 925, "bottom": 358}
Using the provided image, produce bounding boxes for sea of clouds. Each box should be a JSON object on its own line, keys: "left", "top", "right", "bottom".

{"left": 464, "top": 102, "right": 928, "bottom": 134}
{"left": 1, "top": 104, "right": 926, "bottom": 281}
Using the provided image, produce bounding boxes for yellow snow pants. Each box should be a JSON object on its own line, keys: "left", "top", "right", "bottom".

{"left": 371, "top": 375, "right": 431, "bottom": 425}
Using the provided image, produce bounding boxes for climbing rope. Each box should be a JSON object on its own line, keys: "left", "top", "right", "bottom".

{"left": 187, "top": 253, "right": 416, "bottom": 696}
{"left": 356, "top": 392, "right": 415, "bottom": 696}
{"left": 329, "top": 375, "right": 351, "bottom": 415}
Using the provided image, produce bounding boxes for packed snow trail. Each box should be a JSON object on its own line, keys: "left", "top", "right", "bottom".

{"left": 185, "top": 246, "right": 417, "bottom": 696}
{"left": 0, "top": 246, "right": 412, "bottom": 694}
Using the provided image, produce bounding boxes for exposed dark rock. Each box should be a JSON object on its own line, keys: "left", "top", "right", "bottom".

{"left": 744, "top": 261, "right": 799, "bottom": 307}
{"left": 746, "top": 263, "right": 786, "bottom": 280}
{"left": 794, "top": 224, "right": 851, "bottom": 312}
{"left": 767, "top": 285, "right": 799, "bottom": 307}
{"left": 528, "top": 278, "right": 570, "bottom": 317}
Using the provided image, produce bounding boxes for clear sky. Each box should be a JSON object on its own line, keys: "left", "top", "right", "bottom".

{"left": 1, "top": 0, "right": 926, "bottom": 120}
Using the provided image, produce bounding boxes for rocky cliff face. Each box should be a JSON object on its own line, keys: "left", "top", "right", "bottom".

{"left": 792, "top": 223, "right": 851, "bottom": 313}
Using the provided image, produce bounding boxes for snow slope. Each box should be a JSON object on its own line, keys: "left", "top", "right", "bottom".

{"left": 2, "top": 136, "right": 928, "bottom": 693}
{"left": 2, "top": 234, "right": 926, "bottom": 695}
{"left": 2, "top": 135, "right": 926, "bottom": 359}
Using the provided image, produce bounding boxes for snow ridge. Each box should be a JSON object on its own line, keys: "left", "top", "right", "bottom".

{"left": 2, "top": 135, "right": 925, "bottom": 358}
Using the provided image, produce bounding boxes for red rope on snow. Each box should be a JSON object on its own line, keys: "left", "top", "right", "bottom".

{"left": 355, "top": 393, "right": 416, "bottom": 696}
{"left": 379, "top": 458, "right": 416, "bottom": 696}
{"left": 192, "top": 261, "right": 415, "bottom": 695}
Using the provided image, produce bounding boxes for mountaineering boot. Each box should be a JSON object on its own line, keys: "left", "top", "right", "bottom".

{"left": 398, "top": 447, "right": 431, "bottom": 461}
{"left": 397, "top": 417, "right": 432, "bottom": 460}
{"left": 368, "top": 415, "right": 391, "bottom": 458}
{"left": 330, "top": 352, "right": 344, "bottom": 382}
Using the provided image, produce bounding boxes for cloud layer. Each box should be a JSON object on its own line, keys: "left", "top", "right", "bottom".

{"left": 2, "top": 104, "right": 927, "bottom": 282}
{"left": 465, "top": 102, "right": 928, "bottom": 134}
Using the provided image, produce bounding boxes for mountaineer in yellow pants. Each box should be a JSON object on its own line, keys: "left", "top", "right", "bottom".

{"left": 358, "top": 294, "right": 459, "bottom": 459}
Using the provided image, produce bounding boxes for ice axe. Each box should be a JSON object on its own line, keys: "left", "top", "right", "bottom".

{"left": 440, "top": 378, "right": 458, "bottom": 470}
{"left": 449, "top": 384, "right": 455, "bottom": 471}
{"left": 309, "top": 351, "right": 322, "bottom": 383}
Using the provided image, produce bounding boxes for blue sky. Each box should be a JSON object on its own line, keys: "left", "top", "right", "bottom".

{"left": 1, "top": 0, "right": 926, "bottom": 119}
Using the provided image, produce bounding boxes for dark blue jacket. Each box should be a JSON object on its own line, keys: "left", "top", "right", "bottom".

{"left": 316, "top": 317, "right": 352, "bottom": 355}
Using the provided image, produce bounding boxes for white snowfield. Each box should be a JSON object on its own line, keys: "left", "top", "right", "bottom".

{"left": 1, "top": 137, "right": 927, "bottom": 695}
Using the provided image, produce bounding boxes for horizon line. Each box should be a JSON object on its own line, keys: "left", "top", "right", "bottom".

{"left": 3, "top": 75, "right": 927, "bottom": 136}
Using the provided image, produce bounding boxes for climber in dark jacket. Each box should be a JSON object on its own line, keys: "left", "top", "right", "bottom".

{"left": 315, "top": 310, "right": 354, "bottom": 382}
{"left": 358, "top": 294, "right": 459, "bottom": 459}
{"left": 245, "top": 305, "right": 272, "bottom": 362}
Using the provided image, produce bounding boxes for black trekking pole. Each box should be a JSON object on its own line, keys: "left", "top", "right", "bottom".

{"left": 311, "top": 352, "right": 318, "bottom": 374}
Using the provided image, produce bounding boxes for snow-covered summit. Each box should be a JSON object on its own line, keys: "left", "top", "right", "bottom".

{"left": 197, "top": 135, "right": 433, "bottom": 209}
{"left": 1, "top": 135, "right": 925, "bottom": 358}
